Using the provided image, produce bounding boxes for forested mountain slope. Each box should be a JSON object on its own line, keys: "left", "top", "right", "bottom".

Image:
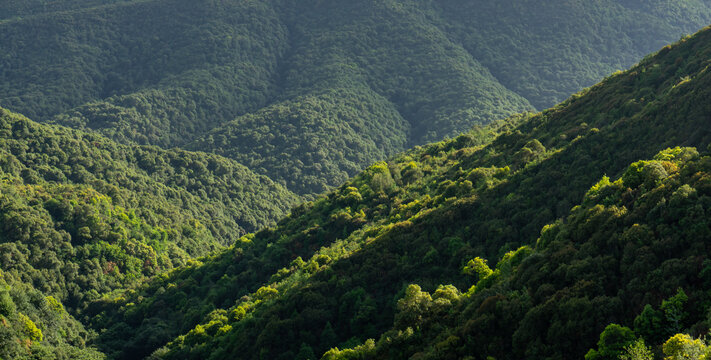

{"left": 0, "top": 107, "right": 298, "bottom": 316}
{"left": 327, "top": 146, "right": 711, "bottom": 360}
{"left": 0, "top": 106, "right": 299, "bottom": 358}
{"left": 1, "top": 0, "right": 288, "bottom": 147}
{"left": 81, "top": 24, "right": 711, "bottom": 360}
{"left": 433, "top": 0, "right": 711, "bottom": 109}
{"left": 2, "top": 0, "right": 710, "bottom": 195}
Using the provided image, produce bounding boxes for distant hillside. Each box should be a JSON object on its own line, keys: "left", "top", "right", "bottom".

{"left": 82, "top": 24, "right": 711, "bottom": 360}
{"left": 2, "top": 0, "right": 710, "bottom": 195}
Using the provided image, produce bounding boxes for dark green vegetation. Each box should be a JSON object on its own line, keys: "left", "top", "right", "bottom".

{"left": 186, "top": 88, "right": 410, "bottom": 195}
{"left": 70, "top": 24, "right": 711, "bottom": 359}
{"left": 330, "top": 147, "right": 711, "bottom": 359}
{"left": 2, "top": 0, "right": 710, "bottom": 195}
{"left": 4, "top": 1, "right": 711, "bottom": 359}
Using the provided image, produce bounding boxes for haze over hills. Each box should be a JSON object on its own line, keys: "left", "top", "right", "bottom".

{"left": 2, "top": 0, "right": 711, "bottom": 194}
{"left": 73, "top": 24, "right": 711, "bottom": 359}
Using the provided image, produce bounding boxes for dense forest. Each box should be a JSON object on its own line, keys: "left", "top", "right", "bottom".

{"left": 0, "top": 106, "right": 300, "bottom": 358}
{"left": 60, "top": 24, "right": 711, "bottom": 359}
{"left": 0, "top": 272, "right": 105, "bottom": 359}
{"left": 2, "top": 0, "right": 710, "bottom": 195}
{"left": 3, "top": 1, "right": 711, "bottom": 359}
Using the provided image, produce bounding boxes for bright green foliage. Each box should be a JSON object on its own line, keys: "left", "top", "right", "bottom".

{"left": 620, "top": 339, "right": 653, "bottom": 360}
{"left": 663, "top": 334, "right": 709, "bottom": 360}
{"left": 621, "top": 160, "right": 669, "bottom": 189}
{"left": 19, "top": 313, "right": 43, "bottom": 342}
{"left": 321, "top": 339, "right": 375, "bottom": 360}
{"left": 395, "top": 285, "right": 433, "bottom": 330}
{"left": 432, "top": 285, "right": 462, "bottom": 309}
{"left": 494, "top": 246, "right": 533, "bottom": 276}
{"left": 0, "top": 107, "right": 300, "bottom": 358}
{"left": 462, "top": 257, "right": 493, "bottom": 279}
{"left": 0, "top": 107, "right": 298, "bottom": 311}
{"left": 254, "top": 286, "right": 279, "bottom": 301}
{"left": 0, "top": 275, "right": 104, "bottom": 359}
{"left": 46, "top": 296, "right": 64, "bottom": 315}
{"left": 584, "top": 324, "right": 636, "bottom": 360}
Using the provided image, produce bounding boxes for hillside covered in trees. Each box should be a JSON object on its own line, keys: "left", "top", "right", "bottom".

{"left": 66, "top": 23, "right": 711, "bottom": 360}
{"left": 0, "top": 106, "right": 299, "bottom": 358}
{"left": 2, "top": 0, "right": 710, "bottom": 195}
{"left": 3, "top": 1, "right": 711, "bottom": 359}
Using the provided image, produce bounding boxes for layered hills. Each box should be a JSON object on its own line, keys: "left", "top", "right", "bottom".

{"left": 74, "top": 23, "right": 711, "bottom": 360}
{"left": 2, "top": 0, "right": 711, "bottom": 194}
{"left": 3, "top": 1, "right": 711, "bottom": 359}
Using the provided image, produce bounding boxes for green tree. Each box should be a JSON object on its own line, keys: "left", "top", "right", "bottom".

{"left": 620, "top": 339, "right": 653, "bottom": 360}
{"left": 19, "top": 313, "right": 43, "bottom": 342}
{"left": 463, "top": 257, "right": 493, "bottom": 279}
{"left": 661, "top": 289, "right": 688, "bottom": 335}
{"left": 634, "top": 304, "right": 664, "bottom": 343}
{"left": 663, "top": 334, "right": 708, "bottom": 360}
{"left": 395, "top": 284, "right": 433, "bottom": 329}
{"left": 585, "top": 324, "right": 636, "bottom": 360}
{"left": 321, "top": 322, "right": 338, "bottom": 350}
{"left": 295, "top": 342, "right": 316, "bottom": 360}
{"left": 0, "top": 290, "right": 15, "bottom": 317}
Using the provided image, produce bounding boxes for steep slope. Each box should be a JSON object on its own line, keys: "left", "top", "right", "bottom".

{"left": 0, "top": 107, "right": 298, "bottom": 313}
{"left": 82, "top": 117, "right": 519, "bottom": 359}
{"left": 324, "top": 146, "right": 711, "bottom": 359}
{"left": 3, "top": 0, "right": 711, "bottom": 196}
{"left": 82, "top": 25, "right": 711, "bottom": 359}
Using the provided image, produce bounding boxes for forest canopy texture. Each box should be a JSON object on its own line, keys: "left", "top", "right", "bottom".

{"left": 2, "top": 0, "right": 711, "bottom": 195}
{"left": 2, "top": 1, "right": 711, "bottom": 359}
